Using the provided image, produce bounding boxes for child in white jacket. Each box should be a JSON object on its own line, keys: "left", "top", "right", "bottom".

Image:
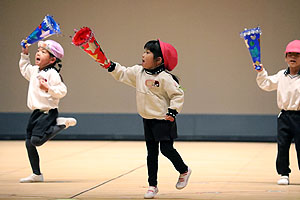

{"left": 256, "top": 40, "right": 300, "bottom": 185}
{"left": 105, "top": 39, "right": 191, "bottom": 199}
{"left": 19, "top": 40, "right": 77, "bottom": 183}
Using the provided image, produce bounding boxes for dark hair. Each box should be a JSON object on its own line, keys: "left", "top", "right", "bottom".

{"left": 49, "top": 53, "right": 62, "bottom": 72}
{"left": 168, "top": 72, "right": 180, "bottom": 84}
{"left": 144, "top": 40, "right": 164, "bottom": 63}
{"left": 47, "top": 53, "right": 64, "bottom": 82}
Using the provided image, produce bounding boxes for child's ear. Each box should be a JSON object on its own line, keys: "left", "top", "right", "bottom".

{"left": 156, "top": 57, "right": 162, "bottom": 65}
{"left": 50, "top": 57, "right": 56, "bottom": 64}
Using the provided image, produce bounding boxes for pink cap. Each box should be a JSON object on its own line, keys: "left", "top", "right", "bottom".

{"left": 38, "top": 40, "right": 64, "bottom": 59}
{"left": 285, "top": 40, "right": 300, "bottom": 54}
{"left": 158, "top": 39, "right": 178, "bottom": 71}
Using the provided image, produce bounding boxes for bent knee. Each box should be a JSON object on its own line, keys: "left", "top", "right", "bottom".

{"left": 160, "top": 147, "right": 176, "bottom": 156}
{"left": 30, "top": 136, "right": 43, "bottom": 147}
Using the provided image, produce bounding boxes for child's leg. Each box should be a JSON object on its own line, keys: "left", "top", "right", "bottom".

{"left": 160, "top": 140, "right": 188, "bottom": 174}
{"left": 146, "top": 140, "right": 159, "bottom": 186}
{"left": 30, "top": 109, "right": 60, "bottom": 146}
{"left": 276, "top": 113, "right": 293, "bottom": 175}
{"left": 25, "top": 110, "right": 42, "bottom": 175}
{"left": 291, "top": 113, "right": 300, "bottom": 170}
{"left": 31, "top": 117, "right": 77, "bottom": 146}
{"left": 31, "top": 125, "right": 65, "bottom": 146}
{"left": 295, "top": 135, "right": 300, "bottom": 170}
{"left": 25, "top": 138, "right": 41, "bottom": 175}
{"left": 160, "top": 140, "right": 191, "bottom": 189}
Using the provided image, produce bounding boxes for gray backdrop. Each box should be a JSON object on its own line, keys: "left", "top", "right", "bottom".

{"left": 0, "top": 0, "right": 299, "bottom": 141}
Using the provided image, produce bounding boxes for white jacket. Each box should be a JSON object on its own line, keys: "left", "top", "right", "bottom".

{"left": 19, "top": 53, "right": 67, "bottom": 111}
{"left": 256, "top": 68, "right": 300, "bottom": 111}
{"left": 110, "top": 63, "right": 184, "bottom": 119}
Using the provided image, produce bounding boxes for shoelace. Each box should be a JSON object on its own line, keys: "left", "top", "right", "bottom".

{"left": 147, "top": 188, "right": 156, "bottom": 193}
{"left": 178, "top": 171, "right": 188, "bottom": 182}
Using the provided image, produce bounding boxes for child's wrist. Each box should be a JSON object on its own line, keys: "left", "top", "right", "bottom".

{"left": 107, "top": 61, "right": 116, "bottom": 72}
{"left": 166, "top": 108, "right": 178, "bottom": 118}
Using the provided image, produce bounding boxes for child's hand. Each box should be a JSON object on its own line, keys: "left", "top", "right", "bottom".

{"left": 22, "top": 45, "right": 29, "bottom": 55}
{"left": 165, "top": 115, "right": 175, "bottom": 122}
{"left": 100, "top": 59, "right": 112, "bottom": 69}
{"left": 253, "top": 63, "right": 263, "bottom": 72}
{"left": 39, "top": 78, "right": 49, "bottom": 92}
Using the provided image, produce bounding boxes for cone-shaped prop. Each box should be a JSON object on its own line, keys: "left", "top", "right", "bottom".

{"left": 72, "top": 27, "right": 110, "bottom": 69}
{"left": 21, "top": 15, "right": 61, "bottom": 48}
{"left": 240, "top": 27, "right": 262, "bottom": 70}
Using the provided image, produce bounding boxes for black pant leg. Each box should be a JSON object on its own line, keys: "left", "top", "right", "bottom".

{"left": 25, "top": 139, "right": 41, "bottom": 175}
{"left": 31, "top": 109, "right": 58, "bottom": 138}
{"left": 289, "top": 113, "right": 300, "bottom": 171}
{"left": 26, "top": 110, "right": 42, "bottom": 139}
{"left": 294, "top": 134, "right": 300, "bottom": 171}
{"left": 160, "top": 140, "right": 188, "bottom": 174}
{"left": 146, "top": 141, "right": 159, "bottom": 186}
{"left": 276, "top": 113, "right": 293, "bottom": 175}
{"left": 31, "top": 125, "right": 65, "bottom": 146}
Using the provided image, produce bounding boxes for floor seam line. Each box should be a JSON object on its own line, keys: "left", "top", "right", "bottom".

{"left": 69, "top": 163, "right": 146, "bottom": 199}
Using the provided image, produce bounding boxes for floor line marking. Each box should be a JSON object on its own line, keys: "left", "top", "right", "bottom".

{"left": 69, "top": 164, "right": 146, "bottom": 199}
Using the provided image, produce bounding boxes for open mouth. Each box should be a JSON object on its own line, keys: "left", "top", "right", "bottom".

{"left": 35, "top": 58, "right": 41, "bottom": 65}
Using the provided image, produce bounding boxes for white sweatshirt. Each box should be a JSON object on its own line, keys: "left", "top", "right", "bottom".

{"left": 19, "top": 53, "right": 67, "bottom": 111}
{"left": 110, "top": 63, "right": 184, "bottom": 119}
{"left": 256, "top": 68, "right": 300, "bottom": 111}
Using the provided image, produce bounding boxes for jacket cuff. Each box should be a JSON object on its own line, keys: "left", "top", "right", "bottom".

{"left": 108, "top": 61, "right": 116, "bottom": 72}
{"left": 166, "top": 108, "right": 178, "bottom": 118}
{"left": 21, "top": 53, "right": 30, "bottom": 58}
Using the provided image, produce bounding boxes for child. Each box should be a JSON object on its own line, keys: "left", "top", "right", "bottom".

{"left": 255, "top": 40, "right": 300, "bottom": 185}
{"left": 104, "top": 39, "right": 191, "bottom": 198}
{"left": 19, "top": 40, "right": 77, "bottom": 183}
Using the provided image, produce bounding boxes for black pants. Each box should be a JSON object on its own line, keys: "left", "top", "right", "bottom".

{"left": 276, "top": 110, "right": 300, "bottom": 176}
{"left": 25, "top": 109, "right": 64, "bottom": 175}
{"left": 143, "top": 118, "right": 188, "bottom": 186}
{"left": 146, "top": 140, "right": 188, "bottom": 186}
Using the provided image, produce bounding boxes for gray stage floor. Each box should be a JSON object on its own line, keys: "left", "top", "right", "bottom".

{"left": 0, "top": 141, "right": 300, "bottom": 200}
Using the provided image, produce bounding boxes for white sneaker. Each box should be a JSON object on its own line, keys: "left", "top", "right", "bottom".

{"left": 277, "top": 175, "right": 289, "bottom": 185}
{"left": 20, "top": 173, "right": 44, "bottom": 183}
{"left": 56, "top": 117, "right": 77, "bottom": 129}
{"left": 176, "top": 167, "right": 192, "bottom": 189}
{"left": 144, "top": 186, "right": 158, "bottom": 199}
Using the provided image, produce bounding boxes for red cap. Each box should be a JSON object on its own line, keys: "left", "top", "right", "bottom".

{"left": 158, "top": 39, "right": 178, "bottom": 71}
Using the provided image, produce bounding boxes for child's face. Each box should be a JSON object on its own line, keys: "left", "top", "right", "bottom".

{"left": 285, "top": 52, "right": 300, "bottom": 68}
{"left": 35, "top": 47, "right": 56, "bottom": 70}
{"left": 142, "top": 49, "right": 162, "bottom": 70}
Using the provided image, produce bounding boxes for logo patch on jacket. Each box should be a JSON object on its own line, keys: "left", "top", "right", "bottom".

{"left": 145, "top": 79, "right": 160, "bottom": 88}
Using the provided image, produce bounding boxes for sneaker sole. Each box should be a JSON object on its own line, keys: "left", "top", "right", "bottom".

{"left": 66, "top": 119, "right": 77, "bottom": 128}
{"left": 20, "top": 179, "right": 44, "bottom": 183}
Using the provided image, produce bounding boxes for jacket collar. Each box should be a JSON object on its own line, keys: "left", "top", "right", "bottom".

{"left": 144, "top": 65, "right": 165, "bottom": 75}
{"left": 42, "top": 65, "right": 58, "bottom": 73}
{"left": 284, "top": 67, "right": 300, "bottom": 78}
{"left": 284, "top": 67, "right": 300, "bottom": 76}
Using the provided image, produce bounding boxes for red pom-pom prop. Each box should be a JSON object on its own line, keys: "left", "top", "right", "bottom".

{"left": 72, "top": 27, "right": 110, "bottom": 69}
